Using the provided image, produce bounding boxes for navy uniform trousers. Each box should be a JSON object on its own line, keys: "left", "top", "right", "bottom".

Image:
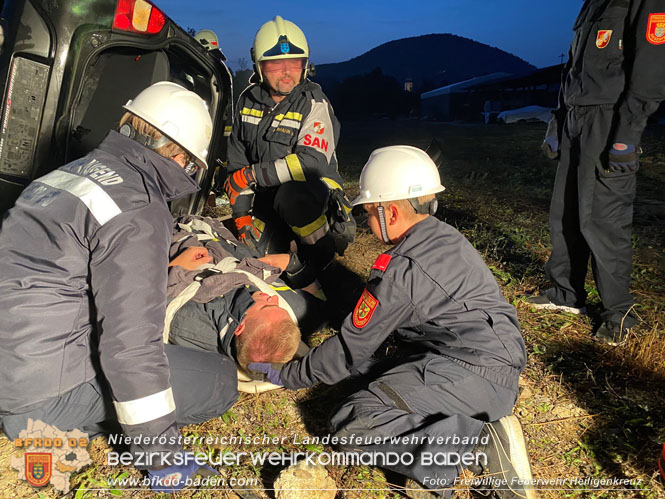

{"left": 328, "top": 352, "right": 518, "bottom": 493}
{"left": 1, "top": 345, "right": 238, "bottom": 446}
{"left": 545, "top": 105, "right": 637, "bottom": 327}
{"left": 253, "top": 179, "right": 337, "bottom": 289}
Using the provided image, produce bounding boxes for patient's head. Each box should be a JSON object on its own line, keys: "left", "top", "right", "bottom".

{"left": 235, "top": 292, "right": 301, "bottom": 372}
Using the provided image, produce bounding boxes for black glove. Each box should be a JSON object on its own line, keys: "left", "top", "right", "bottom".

{"left": 607, "top": 143, "right": 637, "bottom": 173}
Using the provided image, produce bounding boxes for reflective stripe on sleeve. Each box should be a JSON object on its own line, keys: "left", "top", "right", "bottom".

{"left": 113, "top": 387, "right": 176, "bottom": 426}
{"left": 224, "top": 125, "right": 232, "bottom": 137}
{"left": 291, "top": 213, "right": 329, "bottom": 244}
{"left": 285, "top": 154, "right": 305, "bottom": 182}
{"left": 274, "top": 158, "right": 292, "bottom": 184}
{"left": 320, "top": 177, "right": 342, "bottom": 191}
{"left": 253, "top": 217, "right": 266, "bottom": 233}
{"left": 38, "top": 170, "right": 122, "bottom": 225}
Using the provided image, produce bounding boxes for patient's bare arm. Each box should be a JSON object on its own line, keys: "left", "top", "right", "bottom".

{"left": 258, "top": 253, "right": 291, "bottom": 272}
{"left": 169, "top": 246, "right": 213, "bottom": 271}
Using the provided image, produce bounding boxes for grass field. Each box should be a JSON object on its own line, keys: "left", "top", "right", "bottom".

{"left": 1, "top": 119, "right": 663, "bottom": 498}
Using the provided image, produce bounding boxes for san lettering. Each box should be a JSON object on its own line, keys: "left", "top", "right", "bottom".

{"left": 303, "top": 134, "right": 328, "bottom": 152}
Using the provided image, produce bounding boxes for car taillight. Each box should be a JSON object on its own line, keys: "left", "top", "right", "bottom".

{"left": 113, "top": 0, "right": 166, "bottom": 35}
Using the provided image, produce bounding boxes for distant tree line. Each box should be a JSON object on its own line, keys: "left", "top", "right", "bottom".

{"left": 323, "top": 68, "right": 419, "bottom": 119}
{"left": 230, "top": 67, "right": 420, "bottom": 119}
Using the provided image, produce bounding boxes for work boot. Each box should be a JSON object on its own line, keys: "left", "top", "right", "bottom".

{"left": 284, "top": 234, "right": 336, "bottom": 289}
{"left": 469, "top": 415, "right": 535, "bottom": 499}
{"left": 524, "top": 295, "right": 586, "bottom": 315}
{"left": 594, "top": 321, "right": 631, "bottom": 346}
{"left": 301, "top": 279, "right": 327, "bottom": 301}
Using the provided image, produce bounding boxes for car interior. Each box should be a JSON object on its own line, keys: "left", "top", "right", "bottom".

{"left": 67, "top": 45, "right": 216, "bottom": 164}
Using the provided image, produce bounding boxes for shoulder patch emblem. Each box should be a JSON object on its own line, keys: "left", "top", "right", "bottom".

{"left": 372, "top": 254, "right": 392, "bottom": 272}
{"left": 596, "top": 29, "right": 612, "bottom": 49}
{"left": 353, "top": 288, "right": 379, "bottom": 328}
{"left": 646, "top": 13, "right": 665, "bottom": 45}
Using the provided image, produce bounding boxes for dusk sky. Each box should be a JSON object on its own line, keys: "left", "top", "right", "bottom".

{"left": 156, "top": 0, "right": 583, "bottom": 71}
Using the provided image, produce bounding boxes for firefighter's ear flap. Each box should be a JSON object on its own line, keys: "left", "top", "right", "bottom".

{"left": 119, "top": 123, "right": 136, "bottom": 140}
{"left": 428, "top": 199, "right": 439, "bottom": 216}
{"left": 249, "top": 68, "right": 260, "bottom": 84}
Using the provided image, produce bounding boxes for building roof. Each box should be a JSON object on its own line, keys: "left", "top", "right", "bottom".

{"left": 420, "top": 72, "right": 513, "bottom": 99}
{"left": 469, "top": 64, "right": 564, "bottom": 92}
{"left": 420, "top": 64, "right": 565, "bottom": 99}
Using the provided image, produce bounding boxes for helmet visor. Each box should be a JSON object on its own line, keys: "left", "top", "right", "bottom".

{"left": 261, "top": 58, "right": 306, "bottom": 73}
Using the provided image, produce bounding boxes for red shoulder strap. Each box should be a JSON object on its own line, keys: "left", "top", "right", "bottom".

{"left": 371, "top": 254, "right": 392, "bottom": 272}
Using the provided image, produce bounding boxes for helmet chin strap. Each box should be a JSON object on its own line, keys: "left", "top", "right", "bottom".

{"left": 377, "top": 204, "right": 391, "bottom": 243}
{"left": 119, "top": 123, "right": 171, "bottom": 151}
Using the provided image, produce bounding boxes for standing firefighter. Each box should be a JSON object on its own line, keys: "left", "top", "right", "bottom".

{"left": 225, "top": 15, "right": 355, "bottom": 291}
{"left": 528, "top": 0, "right": 665, "bottom": 344}
{"left": 0, "top": 82, "right": 237, "bottom": 492}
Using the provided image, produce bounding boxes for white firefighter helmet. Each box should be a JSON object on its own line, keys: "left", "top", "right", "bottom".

{"left": 351, "top": 145, "right": 445, "bottom": 206}
{"left": 123, "top": 81, "right": 212, "bottom": 169}
{"left": 194, "top": 29, "right": 219, "bottom": 51}
{"left": 251, "top": 15, "right": 309, "bottom": 82}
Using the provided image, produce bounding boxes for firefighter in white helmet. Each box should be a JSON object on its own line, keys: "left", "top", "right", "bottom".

{"left": 0, "top": 81, "right": 236, "bottom": 493}
{"left": 194, "top": 29, "right": 220, "bottom": 51}
{"left": 251, "top": 146, "right": 535, "bottom": 498}
{"left": 225, "top": 15, "right": 355, "bottom": 293}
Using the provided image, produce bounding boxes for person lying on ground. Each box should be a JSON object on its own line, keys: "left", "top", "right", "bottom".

{"left": 164, "top": 216, "right": 323, "bottom": 374}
